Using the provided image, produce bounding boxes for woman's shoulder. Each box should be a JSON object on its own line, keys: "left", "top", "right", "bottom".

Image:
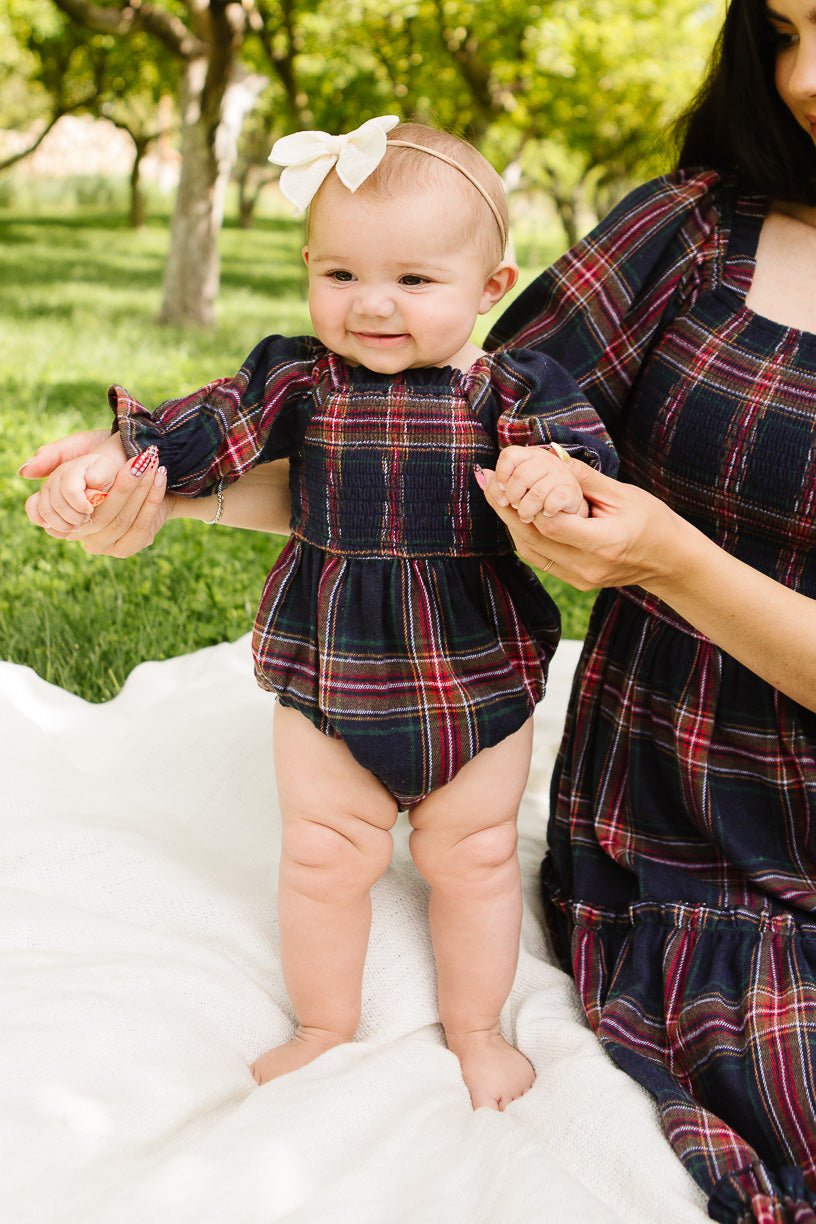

{"left": 589, "top": 167, "right": 735, "bottom": 256}
{"left": 607, "top": 167, "right": 730, "bottom": 215}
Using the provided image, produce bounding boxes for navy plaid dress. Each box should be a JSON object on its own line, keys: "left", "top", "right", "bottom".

{"left": 111, "top": 341, "right": 616, "bottom": 808}
{"left": 489, "top": 171, "right": 816, "bottom": 1222}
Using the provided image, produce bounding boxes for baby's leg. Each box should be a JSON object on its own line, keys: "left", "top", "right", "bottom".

{"left": 408, "top": 719, "right": 535, "bottom": 1111}
{"left": 251, "top": 703, "right": 398, "bottom": 1086}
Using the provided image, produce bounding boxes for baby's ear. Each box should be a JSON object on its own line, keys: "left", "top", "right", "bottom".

{"left": 479, "top": 260, "right": 519, "bottom": 314}
{"left": 302, "top": 246, "right": 310, "bottom": 267}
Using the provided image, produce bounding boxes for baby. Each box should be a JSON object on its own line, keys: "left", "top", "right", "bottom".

{"left": 38, "top": 117, "right": 616, "bottom": 1110}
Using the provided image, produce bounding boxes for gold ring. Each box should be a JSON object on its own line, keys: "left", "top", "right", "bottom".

{"left": 550, "top": 441, "right": 573, "bottom": 465}
{"left": 540, "top": 557, "right": 555, "bottom": 574}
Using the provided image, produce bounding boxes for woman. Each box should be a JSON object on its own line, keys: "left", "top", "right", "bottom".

{"left": 21, "top": 0, "right": 816, "bottom": 1217}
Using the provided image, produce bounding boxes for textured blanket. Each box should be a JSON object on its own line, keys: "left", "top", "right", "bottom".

{"left": 1, "top": 636, "right": 709, "bottom": 1223}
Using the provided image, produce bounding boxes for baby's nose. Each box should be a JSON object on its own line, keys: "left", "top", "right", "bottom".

{"left": 354, "top": 285, "right": 396, "bottom": 318}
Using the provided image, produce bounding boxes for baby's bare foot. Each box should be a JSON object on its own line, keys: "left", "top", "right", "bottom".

{"left": 446, "top": 1028, "right": 535, "bottom": 1111}
{"left": 250, "top": 1026, "right": 348, "bottom": 1086}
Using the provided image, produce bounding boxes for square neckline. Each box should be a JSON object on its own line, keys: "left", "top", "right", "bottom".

{"left": 723, "top": 190, "right": 816, "bottom": 344}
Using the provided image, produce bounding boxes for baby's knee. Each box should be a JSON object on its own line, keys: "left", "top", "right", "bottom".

{"left": 410, "top": 820, "right": 518, "bottom": 889}
{"left": 282, "top": 814, "right": 393, "bottom": 898}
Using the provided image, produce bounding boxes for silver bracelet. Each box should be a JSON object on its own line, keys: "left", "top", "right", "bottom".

{"left": 204, "top": 482, "right": 224, "bottom": 526}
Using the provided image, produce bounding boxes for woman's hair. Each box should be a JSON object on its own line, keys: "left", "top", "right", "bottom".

{"left": 675, "top": 0, "right": 816, "bottom": 202}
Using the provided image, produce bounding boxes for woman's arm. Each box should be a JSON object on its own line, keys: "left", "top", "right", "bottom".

{"left": 21, "top": 434, "right": 291, "bottom": 556}
{"left": 482, "top": 455, "right": 816, "bottom": 712}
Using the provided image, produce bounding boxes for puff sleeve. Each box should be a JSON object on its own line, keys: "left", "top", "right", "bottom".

{"left": 486, "top": 169, "right": 724, "bottom": 432}
{"left": 108, "top": 334, "right": 320, "bottom": 498}
{"left": 483, "top": 349, "right": 619, "bottom": 478}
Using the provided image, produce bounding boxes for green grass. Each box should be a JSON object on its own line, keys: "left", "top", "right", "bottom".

{"left": 1, "top": 201, "right": 596, "bottom": 701}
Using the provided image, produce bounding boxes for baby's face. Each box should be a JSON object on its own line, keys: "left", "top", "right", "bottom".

{"left": 303, "top": 179, "right": 505, "bottom": 374}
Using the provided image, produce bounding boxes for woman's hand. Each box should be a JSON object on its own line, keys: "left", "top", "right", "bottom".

{"left": 482, "top": 451, "right": 673, "bottom": 591}
{"left": 21, "top": 431, "right": 175, "bottom": 557}
{"left": 482, "top": 450, "right": 816, "bottom": 710}
{"left": 21, "top": 433, "right": 293, "bottom": 551}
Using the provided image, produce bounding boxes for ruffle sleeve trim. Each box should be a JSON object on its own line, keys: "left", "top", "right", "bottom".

{"left": 108, "top": 334, "right": 320, "bottom": 498}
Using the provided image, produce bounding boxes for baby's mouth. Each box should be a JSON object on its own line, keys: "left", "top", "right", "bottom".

{"left": 353, "top": 331, "right": 410, "bottom": 346}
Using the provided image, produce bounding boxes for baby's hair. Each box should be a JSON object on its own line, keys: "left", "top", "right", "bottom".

{"left": 313, "top": 123, "right": 509, "bottom": 268}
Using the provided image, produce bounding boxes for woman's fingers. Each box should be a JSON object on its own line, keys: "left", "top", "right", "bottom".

{"left": 18, "top": 430, "right": 111, "bottom": 479}
{"left": 71, "top": 462, "right": 169, "bottom": 557}
{"left": 480, "top": 459, "right": 664, "bottom": 591}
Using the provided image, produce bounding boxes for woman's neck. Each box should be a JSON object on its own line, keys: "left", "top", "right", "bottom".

{"left": 773, "top": 199, "right": 816, "bottom": 228}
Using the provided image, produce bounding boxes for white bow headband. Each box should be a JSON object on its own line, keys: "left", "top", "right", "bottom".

{"left": 268, "top": 115, "right": 507, "bottom": 247}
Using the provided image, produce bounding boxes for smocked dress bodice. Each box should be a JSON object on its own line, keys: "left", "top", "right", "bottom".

{"left": 111, "top": 339, "right": 616, "bottom": 807}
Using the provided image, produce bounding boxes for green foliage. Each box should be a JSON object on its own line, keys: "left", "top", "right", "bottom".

{"left": 234, "top": 0, "right": 720, "bottom": 237}
{"left": 1, "top": 203, "right": 595, "bottom": 701}
{"left": 2, "top": 0, "right": 179, "bottom": 174}
{"left": 4, "top": 0, "right": 722, "bottom": 247}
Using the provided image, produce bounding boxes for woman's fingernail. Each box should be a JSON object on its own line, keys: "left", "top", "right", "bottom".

{"left": 157, "top": 465, "right": 167, "bottom": 481}
{"left": 473, "top": 465, "right": 487, "bottom": 490}
{"left": 17, "top": 461, "right": 32, "bottom": 476}
{"left": 86, "top": 491, "right": 108, "bottom": 507}
{"left": 131, "top": 445, "right": 159, "bottom": 477}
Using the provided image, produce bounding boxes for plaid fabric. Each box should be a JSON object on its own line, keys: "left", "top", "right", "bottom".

{"left": 111, "top": 341, "right": 616, "bottom": 807}
{"left": 489, "top": 170, "right": 816, "bottom": 1222}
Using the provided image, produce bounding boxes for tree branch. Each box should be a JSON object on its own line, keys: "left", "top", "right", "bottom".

{"left": 51, "top": 0, "right": 206, "bottom": 61}
{"left": 0, "top": 96, "right": 96, "bottom": 173}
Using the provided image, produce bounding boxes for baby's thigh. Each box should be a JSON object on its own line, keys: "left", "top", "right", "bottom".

{"left": 273, "top": 702, "right": 398, "bottom": 844}
{"left": 409, "top": 717, "right": 534, "bottom": 839}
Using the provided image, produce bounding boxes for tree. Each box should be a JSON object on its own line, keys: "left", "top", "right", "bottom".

{"left": 2, "top": 2, "right": 180, "bottom": 227}
{"left": 0, "top": 2, "right": 98, "bottom": 173}
{"left": 49, "top": 0, "right": 264, "bottom": 327}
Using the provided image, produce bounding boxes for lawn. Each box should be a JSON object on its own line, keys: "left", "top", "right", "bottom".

{"left": 1, "top": 200, "right": 597, "bottom": 701}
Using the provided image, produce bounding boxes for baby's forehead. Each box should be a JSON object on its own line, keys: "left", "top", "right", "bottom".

{"left": 312, "top": 172, "right": 460, "bottom": 218}
{"left": 309, "top": 175, "right": 494, "bottom": 258}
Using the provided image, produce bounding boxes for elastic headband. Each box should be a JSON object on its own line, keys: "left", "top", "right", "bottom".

{"left": 268, "top": 115, "right": 508, "bottom": 249}
{"left": 386, "top": 139, "right": 508, "bottom": 248}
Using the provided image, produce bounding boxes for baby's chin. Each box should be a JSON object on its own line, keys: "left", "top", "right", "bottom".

{"left": 328, "top": 335, "right": 476, "bottom": 375}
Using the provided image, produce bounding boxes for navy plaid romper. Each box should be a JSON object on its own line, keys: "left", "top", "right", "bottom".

{"left": 111, "top": 339, "right": 616, "bottom": 808}
{"left": 489, "top": 170, "right": 816, "bottom": 1222}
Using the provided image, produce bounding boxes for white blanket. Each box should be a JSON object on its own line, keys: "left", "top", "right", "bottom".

{"left": 1, "top": 637, "right": 709, "bottom": 1224}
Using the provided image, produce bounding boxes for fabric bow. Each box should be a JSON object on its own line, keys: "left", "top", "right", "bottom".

{"left": 268, "top": 115, "right": 400, "bottom": 214}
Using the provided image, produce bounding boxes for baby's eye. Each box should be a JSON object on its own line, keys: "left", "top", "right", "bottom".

{"left": 399, "top": 274, "right": 430, "bottom": 287}
{"left": 328, "top": 269, "right": 355, "bottom": 282}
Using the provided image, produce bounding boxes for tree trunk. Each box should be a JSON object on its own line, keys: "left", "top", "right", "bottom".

{"left": 128, "top": 138, "right": 149, "bottom": 228}
{"left": 552, "top": 190, "right": 580, "bottom": 249}
{"left": 158, "top": 59, "right": 221, "bottom": 327}
{"left": 158, "top": 61, "right": 265, "bottom": 327}
{"left": 237, "top": 165, "right": 253, "bottom": 228}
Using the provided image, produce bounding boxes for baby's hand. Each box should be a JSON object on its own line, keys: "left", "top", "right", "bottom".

{"left": 493, "top": 443, "right": 589, "bottom": 523}
{"left": 34, "top": 441, "right": 129, "bottom": 535}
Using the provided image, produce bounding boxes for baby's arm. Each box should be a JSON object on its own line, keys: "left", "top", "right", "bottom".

{"left": 491, "top": 442, "right": 588, "bottom": 523}
{"left": 34, "top": 433, "right": 134, "bottom": 533}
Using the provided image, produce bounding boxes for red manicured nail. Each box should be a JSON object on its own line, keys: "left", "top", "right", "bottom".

{"left": 131, "top": 446, "right": 158, "bottom": 477}
{"left": 473, "top": 465, "right": 487, "bottom": 490}
{"left": 86, "top": 490, "right": 109, "bottom": 507}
